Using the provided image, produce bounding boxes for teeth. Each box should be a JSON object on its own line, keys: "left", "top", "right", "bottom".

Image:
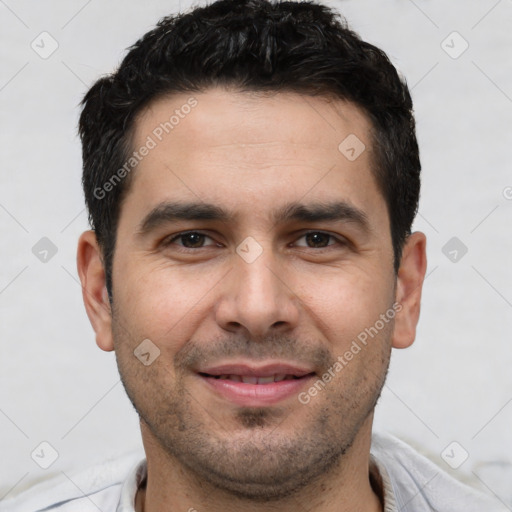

{"left": 213, "top": 374, "right": 301, "bottom": 383}
{"left": 241, "top": 376, "right": 259, "bottom": 384}
{"left": 257, "top": 376, "right": 276, "bottom": 384}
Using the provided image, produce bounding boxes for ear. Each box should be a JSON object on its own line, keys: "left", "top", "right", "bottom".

{"left": 392, "top": 231, "right": 427, "bottom": 349}
{"left": 76, "top": 230, "right": 114, "bottom": 352}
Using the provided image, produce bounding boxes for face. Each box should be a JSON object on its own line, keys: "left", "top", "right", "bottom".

{"left": 78, "top": 87, "right": 425, "bottom": 501}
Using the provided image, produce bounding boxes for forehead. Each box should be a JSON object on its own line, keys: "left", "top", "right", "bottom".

{"left": 134, "top": 87, "right": 373, "bottom": 157}
{"left": 123, "top": 87, "right": 384, "bottom": 226}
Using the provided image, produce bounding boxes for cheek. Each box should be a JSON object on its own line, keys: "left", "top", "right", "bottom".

{"left": 114, "top": 259, "right": 225, "bottom": 346}
{"left": 295, "top": 267, "right": 394, "bottom": 342}
{"left": 113, "top": 245, "right": 394, "bottom": 351}
{"left": 310, "top": 273, "right": 394, "bottom": 394}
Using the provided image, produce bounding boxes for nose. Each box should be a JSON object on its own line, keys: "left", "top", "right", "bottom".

{"left": 214, "top": 242, "right": 301, "bottom": 339}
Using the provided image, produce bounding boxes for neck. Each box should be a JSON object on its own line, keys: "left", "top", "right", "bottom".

{"left": 136, "top": 416, "right": 383, "bottom": 512}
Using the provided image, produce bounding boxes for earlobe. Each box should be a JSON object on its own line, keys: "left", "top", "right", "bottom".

{"left": 392, "top": 232, "right": 427, "bottom": 349}
{"left": 76, "top": 230, "right": 115, "bottom": 352}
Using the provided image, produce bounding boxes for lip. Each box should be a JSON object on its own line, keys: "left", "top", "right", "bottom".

{"left": 196, "top": 361, "right": 316, "bottom": 407}
{"left": 198, "top": 361, "right": 314, "bottom": 378}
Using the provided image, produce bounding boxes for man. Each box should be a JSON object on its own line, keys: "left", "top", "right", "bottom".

{"left": 3, "top": 0, "right": 505, "bottom": 511}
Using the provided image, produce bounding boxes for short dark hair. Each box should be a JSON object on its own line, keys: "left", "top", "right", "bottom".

{"left": 79, "top": 0, "right": 420, "bottom": 299}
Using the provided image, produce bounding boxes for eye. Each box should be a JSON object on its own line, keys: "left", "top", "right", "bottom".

{"left": 293, "top": 231, "right": 343, "bottom": 249}
{"left": 163, "top": 231, "right": 219, "bottom": 249}
{"left": 162, "top": 230, "right": 346, "bottom": 252}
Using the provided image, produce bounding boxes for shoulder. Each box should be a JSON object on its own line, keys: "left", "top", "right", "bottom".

{"left": 1, "top": 451, "right": 144, "bottom": 512}
{"left": 371, "top": 431, "right": 507, "bottom": 512}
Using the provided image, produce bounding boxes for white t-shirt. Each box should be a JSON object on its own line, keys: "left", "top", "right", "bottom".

{"left": 1, "top": 432, "right": 506, "bottom": 511}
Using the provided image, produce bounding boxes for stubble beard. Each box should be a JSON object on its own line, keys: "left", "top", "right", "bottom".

{"left": 112, "top": 317, "right": 392, "bottom": 502}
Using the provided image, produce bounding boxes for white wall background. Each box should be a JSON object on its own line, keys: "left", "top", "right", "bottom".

{"left": 1, "top": 0, "right": 511, "bottom": 506}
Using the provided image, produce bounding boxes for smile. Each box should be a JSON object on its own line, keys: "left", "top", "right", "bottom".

{"left": 204, "top": 374, "right": 302, "bottom": 384}
{"left": 196, "top": 362, "right": 316, "bottom": 406}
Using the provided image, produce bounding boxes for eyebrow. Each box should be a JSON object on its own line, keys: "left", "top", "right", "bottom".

{"left": 137, "top": 200, "right": 370, "bottom": 235}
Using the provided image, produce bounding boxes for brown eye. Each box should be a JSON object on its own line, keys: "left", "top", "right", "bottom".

{"left": 164, "top": 231, "right": 217, "bottom": 249}
{"left": 295, "top": 231, "right": 340, "bottom": 249}
{"left": 178, "top": 232, "right": 207, "bottom": 248}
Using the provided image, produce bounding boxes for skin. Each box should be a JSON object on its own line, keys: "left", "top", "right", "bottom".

{"left": 77, "top": 87, "right": 427, "bottom": 512}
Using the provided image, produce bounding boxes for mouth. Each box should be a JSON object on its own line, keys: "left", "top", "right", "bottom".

{"left": 200, "top": 373, "right": 305, "bottom": 384}
{"left": 196, "top": 362, "right": 316, "bottom": 406}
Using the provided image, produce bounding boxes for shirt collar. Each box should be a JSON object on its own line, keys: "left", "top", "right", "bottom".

{"left": 118, "top": 457, "right": 397, "bottom": 511}
{"left": 117, "top": 457, "right": 147, "bottom": 512}
{"left": 370, "top": 454, "right": 398, "bottom": 512}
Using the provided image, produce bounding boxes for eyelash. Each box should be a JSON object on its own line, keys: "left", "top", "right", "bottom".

{"left": 162, "top": 230, "right": 346, "bottom": 252}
